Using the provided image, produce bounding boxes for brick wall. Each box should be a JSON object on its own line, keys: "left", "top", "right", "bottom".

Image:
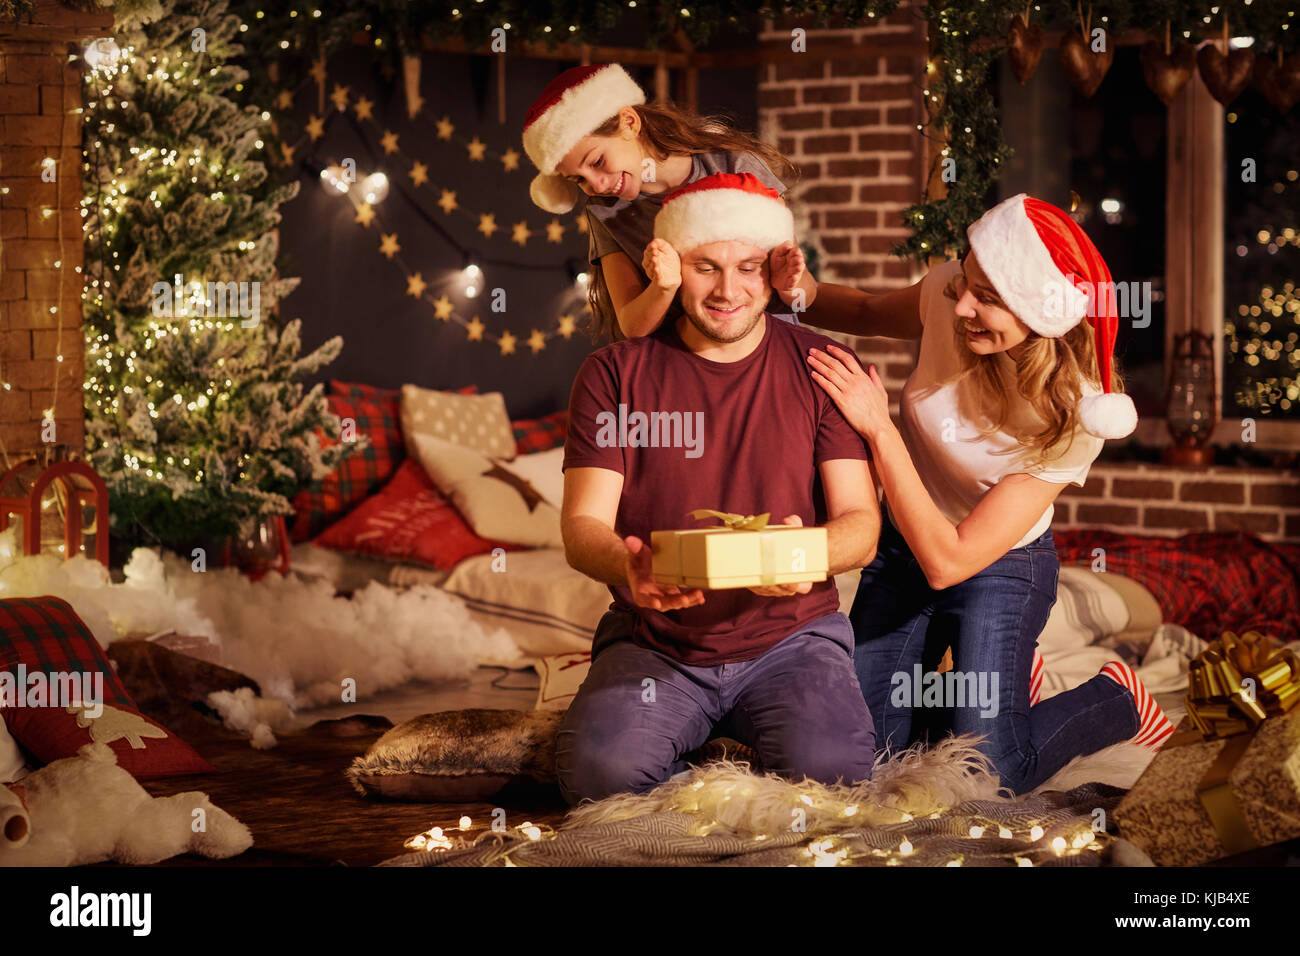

{"left": 755, "top": 7, "right": 1299, "bottom": 545}
{"left": 757, "top": 3, "right": 927, "bottom": 414}
{"left": 0, "top": 1, "right": 110, "bottom": 459}
{"left": 1056, "top": 462, "right": 1300, "bottom": 542}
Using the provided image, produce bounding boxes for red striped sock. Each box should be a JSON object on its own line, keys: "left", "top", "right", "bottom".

{"left": 1099, "top": 661, "right": 1176, "bottom": 750}
{"left": 1029, "top": 648, "right": 1044, "bottom": 707}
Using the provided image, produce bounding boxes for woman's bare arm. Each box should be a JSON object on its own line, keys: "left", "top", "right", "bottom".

{"left": 801, "top": 278, "right": 925, "bottom": 340}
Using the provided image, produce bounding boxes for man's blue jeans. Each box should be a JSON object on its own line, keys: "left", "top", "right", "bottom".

{"left": 556, "top": 610, "right": 877, "bottom": 806}
{"left": 848, "top": 517, "right": 1140, "bottom": 793}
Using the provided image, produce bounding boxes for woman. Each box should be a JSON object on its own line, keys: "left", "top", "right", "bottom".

{"left": 794, "top": 194, "right": 1174, "bottom": 793}
{"left": 522, "top": 63, "right": 813, "bottom": 340}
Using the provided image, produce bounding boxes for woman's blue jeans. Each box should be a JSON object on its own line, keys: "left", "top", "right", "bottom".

{"left": 848, "top": 517, "right": 1140, "bottom": 793}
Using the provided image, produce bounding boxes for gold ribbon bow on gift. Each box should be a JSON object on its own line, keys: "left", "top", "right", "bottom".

{"left": 1182, "top": 630, "right": 1300, "bottom": 857}
{"left": 688, "top": 509, "right": 771, "bottom": 531}
{"left": 1186, "top": 630, "right": 1300, "bottom": 739}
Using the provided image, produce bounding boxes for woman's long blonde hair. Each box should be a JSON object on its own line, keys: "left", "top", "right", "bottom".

{"left": 943, "top": 269, "right": 1124, "bottom": 459}
{"left": 585, "top": 102, "right": 799, "bottom": 342}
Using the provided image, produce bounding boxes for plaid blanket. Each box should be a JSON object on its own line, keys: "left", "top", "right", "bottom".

{"left": 379, "top": 782, "right": 1141, "bottom": 867}
{"left": 1054, "top": 531, "right": 1300, "bottom": 643}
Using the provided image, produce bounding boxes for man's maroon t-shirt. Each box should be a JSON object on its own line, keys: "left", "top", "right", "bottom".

{"left": 562, "top": 313, "right": 872, "bottom": 666}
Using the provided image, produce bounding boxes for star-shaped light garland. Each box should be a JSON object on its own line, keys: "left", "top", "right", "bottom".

{"left": 299, "top": 77, "right": 592, "bottom": 358}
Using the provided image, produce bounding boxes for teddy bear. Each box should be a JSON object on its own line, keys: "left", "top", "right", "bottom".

{"left": 0, "top": 743, "right": 252, "bottom": 866}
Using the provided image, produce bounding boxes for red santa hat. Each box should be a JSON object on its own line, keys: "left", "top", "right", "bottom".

{"left": 966, "top": 193, "right": 1138, "bottom": 440}
{"left": 522, "top": 64, "right": 646, "bottom": 214}
{"left": 653, "top": 172, "right": 794, "bottom": 254}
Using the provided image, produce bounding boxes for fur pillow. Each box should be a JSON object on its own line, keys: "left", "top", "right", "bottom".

{"left": 346, "top": 709, "right": 761, "bottom": 802}
{"left": 346, "top": 709, "right": 563, "bottom": 802}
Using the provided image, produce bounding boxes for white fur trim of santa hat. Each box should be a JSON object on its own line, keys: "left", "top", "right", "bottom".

{"left": 653, "top": 172, "right": 794, "bottom": 254}
{"left": 966, "top": 193, "right": 1091, "bottom": 338}
{"left": 522, "top": 64, "right": 646, "bottom": 213}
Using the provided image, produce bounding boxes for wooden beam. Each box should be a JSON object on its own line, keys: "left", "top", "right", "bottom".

{"left": 0, "top": 0, "right": 112, "bottom": 39}
{"left": 1165, "top": 68, "right": 1224, "bottom": 402}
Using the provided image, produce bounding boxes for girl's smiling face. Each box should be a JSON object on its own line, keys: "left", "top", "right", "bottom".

{"left": 554, "top": 107, "right": 644, "bottom": 201}
{"left": 947, "top": 251, "right": 1033, "bottom": 356}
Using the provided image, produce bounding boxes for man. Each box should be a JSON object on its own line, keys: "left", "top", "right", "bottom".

{"left": 558, "top": 172, "right": 880, "bottom": 805}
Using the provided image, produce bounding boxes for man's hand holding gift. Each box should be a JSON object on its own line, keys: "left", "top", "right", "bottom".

{"left": 624, "top": 535, "right": 705, "bottom": 611}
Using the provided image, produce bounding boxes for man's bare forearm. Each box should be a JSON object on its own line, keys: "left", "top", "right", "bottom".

{"left": 562, "top": 514, "right": 630, "bottom": 586}
{"left": 824, "top": 507, "right": 880, "bottom": 575}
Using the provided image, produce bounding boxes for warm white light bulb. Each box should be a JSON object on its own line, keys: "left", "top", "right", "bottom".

{"left": 83, "top": 37, "right": 121, "bottom": 73}
{"left": 319, "top": 165, "right": 351, "bottom": 195}
{"left": 360, "top": 172, "right": 389, "bottom": 204}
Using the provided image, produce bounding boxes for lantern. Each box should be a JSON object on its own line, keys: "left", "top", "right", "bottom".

{"left": 0, "top": 457, "right": 110, "bottom": 567}
{"left": 1162, "top": 331, "right": 1218, "bottom": 467}
{"left": 230, "top": 514, "right": 290, "bottom": 581}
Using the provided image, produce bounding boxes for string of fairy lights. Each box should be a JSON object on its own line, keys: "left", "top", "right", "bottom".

{"left": 290, "top": 70, "right": 593, "bottom": 356}
{"left": 0, "top": 47, "right": 80, "bottom": 472}
{"left": 402, "top": 799, "right": 1112, "bottom": 867}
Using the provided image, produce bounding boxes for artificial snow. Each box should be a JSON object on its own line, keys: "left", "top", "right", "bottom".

{"left": 206, "top": 687, "right": 294, "bottom": 750}
{"left": 0, "top": 528, "right": 527, "bottom": 712}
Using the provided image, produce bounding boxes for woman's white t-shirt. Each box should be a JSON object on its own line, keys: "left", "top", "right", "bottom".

{"left": 887, "top": 258, "right": 1104, "bottom": 549}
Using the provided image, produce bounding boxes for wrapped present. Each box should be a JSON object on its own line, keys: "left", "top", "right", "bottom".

{"left": 1115, "top": 631, "right": 1300, "bottom": 866}
{"left": 651, "top": 509, "right": 828, "bottom": 590}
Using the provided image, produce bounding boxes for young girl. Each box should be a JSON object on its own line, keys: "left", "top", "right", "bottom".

{"left": 522, "top": 63, "right": 814, "bottom": 340}
{"left": 796, "top": 193, "right": 1174, "bottom": 793}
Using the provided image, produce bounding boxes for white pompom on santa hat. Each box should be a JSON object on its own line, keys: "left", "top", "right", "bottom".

{"left": 967, "top": 193, "right": 1138, "bottom": 440}
{"left": 653, "top": 171, "right": 794, "bottom": 254}
{"left": 521, "top": 64, "right": 646, "bottom": 214}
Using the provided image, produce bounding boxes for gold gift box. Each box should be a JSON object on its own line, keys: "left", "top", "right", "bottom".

{"left": 1115, "top": 709, "right": 1300, "bottom": 866}
{"left": 650, "top": 525, "right": 828, "bottom": 589}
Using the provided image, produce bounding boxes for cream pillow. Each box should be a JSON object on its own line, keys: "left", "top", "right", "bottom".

{"left": 497, "top": 447, "right": 565, "bottom": 511}
{"left": 534, "top": 651, "right": 593, "bottom": 711}
{"left": 400, "top": 385, "right": 517, "bottom": 460}
{"left": 412, "top": 433, "right": 562, "bottom": 547}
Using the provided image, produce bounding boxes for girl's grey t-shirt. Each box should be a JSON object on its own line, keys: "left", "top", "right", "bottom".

{"left": 583, "top": 150, "right": 798, "bottom": 325}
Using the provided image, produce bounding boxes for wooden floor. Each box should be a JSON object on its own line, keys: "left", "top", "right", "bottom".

{"left": 138, "top": 668, "right": 569, "bottom": 867}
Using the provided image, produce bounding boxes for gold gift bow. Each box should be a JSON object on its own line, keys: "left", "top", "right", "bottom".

{"left": 1185, "top": 630, "right": 1300, "bottom": 738}
{"left": 681, "top": 509, "right": 786, "bottom": 586}
{"left": 1181, "top": 630, "right": 1300, "bottom": 857}
{"left": 688, "top": 509, "right": 771, "bottom": 531}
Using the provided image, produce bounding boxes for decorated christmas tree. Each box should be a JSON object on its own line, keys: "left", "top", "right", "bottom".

{"left": 80, "top": 0, "right": 353, "bottom": 552}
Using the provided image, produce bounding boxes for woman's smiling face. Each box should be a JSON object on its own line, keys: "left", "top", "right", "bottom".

{"left": 947, "top": 251, "right": 1033, "bottom": 355}
{"left": 554, "top": 108, "right": 643, "bottom": 201}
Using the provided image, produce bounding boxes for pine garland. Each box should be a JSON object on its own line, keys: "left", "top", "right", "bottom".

{"left": 215, "top": 0, "right": 1299, "bottom": 260}
{"left": 897, "top": 0, "right": 1299, "bottom": 259}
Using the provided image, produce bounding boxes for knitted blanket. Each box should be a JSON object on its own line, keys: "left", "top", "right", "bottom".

{"left": 379, "top": 738, "right": 1155, "bottom": 867}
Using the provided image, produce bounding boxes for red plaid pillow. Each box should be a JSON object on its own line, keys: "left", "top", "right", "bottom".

{"left": 512, "top": 410, "right": 568, "bottom": 456}
{"left": 1054, "top": 530, "right": 1300, "bottom": 643}
{"left": 291, "top": 383, "right": 478, "bottom": 542}
{"left": 0, "top": 597, "right": 216, "bottom": 779}
{"left": 329, "top": 380, "right": 402, "bottom": 403}
{"left": 314, "top": 458, "right": 520, "bottom": 570}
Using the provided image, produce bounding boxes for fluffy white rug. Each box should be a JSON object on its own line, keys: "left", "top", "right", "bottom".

{"left": 564, "top": 733, "right": 1157, "bottom": 838}
{"left": 0, "top": 529, "right": 525, "bottom": 710}
{"left": 1033, "top": 740, "right": 1156, "bottom": 793}
{"left": 565, "top": 736, "right": 1004, "bottom": 835}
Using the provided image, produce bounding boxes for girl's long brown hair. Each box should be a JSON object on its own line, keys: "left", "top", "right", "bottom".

{"left": 585, "top": 102, "right": 799, "bottom": 342}
{"left": 942, "top": 269, "right": 1125, "bottom": 459}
